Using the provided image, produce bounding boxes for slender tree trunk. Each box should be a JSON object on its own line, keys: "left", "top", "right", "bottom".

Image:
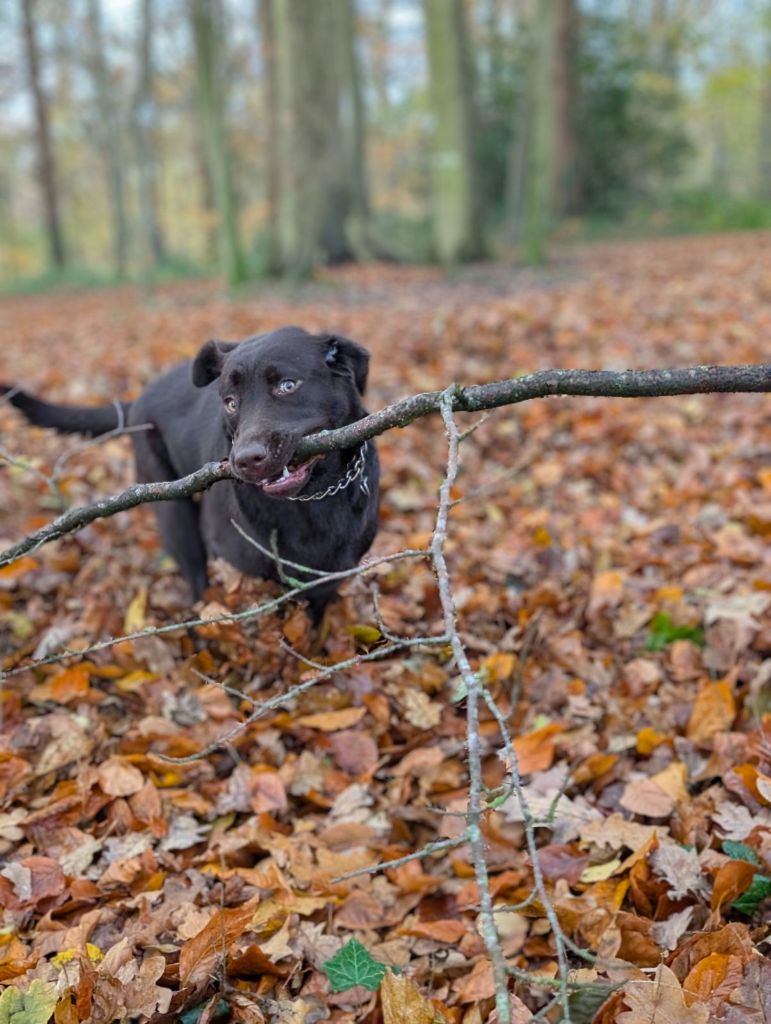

{"left": 256, "top": 0, "right": 280, "bottom": 272}
{"left": 522, "top": 0, "right": 555, "bottom": 265}
{"left": 335, "top": 0, "right": 371, "bottom": 257}
{"left": 422, "top": 0, "right": 484, "bottom": 265}
{"left": 551, "top": 0, "right": 578, "bottom": 216}
{"left": 759, "top": 12, "right": 771, "bottom": 200}
{"left": 191, "top": 0, "right": 248, "bottom": 286}
{"left": 19, "top": 0, "right": 66, "bottom": 270}
{"left": 272, "top": 0, "right": 352, "bottom": 276}
{"left": 86, "top": 0, "right": 130, "bottom": 277}
{"left": 133, "top": 0, "right": 167, "bottom": 288}
{"left": 370, "top": 0, "right": 391, "bottom": 115}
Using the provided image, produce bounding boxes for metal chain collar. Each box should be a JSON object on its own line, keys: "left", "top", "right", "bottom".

{"left": 287, "top": 442, "right": 370, "bottom": 502}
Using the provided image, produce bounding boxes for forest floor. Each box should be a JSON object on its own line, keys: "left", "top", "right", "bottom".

{"left": 0, "top": 232, "right": 770, "bottom": 1023}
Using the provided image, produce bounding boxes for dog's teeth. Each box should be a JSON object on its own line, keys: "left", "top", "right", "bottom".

{"left": 281, "top": 466, "right": 290, "bottom": 478}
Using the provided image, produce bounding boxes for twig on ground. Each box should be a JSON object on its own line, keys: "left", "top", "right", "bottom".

{"left": 432, "top": 387, "right": 511, "bottom": 1023}
{"left": 331, "top": 836, "right": 466, "bottom": 883}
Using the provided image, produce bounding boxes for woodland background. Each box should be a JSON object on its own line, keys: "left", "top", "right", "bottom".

{"left": 1, "top": 0, "right": 771, "bottom": 285}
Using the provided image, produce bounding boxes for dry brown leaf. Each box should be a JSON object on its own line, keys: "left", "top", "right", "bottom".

{"left": 710, "top": 860, "right": 756, "bottom": 913}
{"left": 178, "top": 897, "right": 260, "bottom": 988}
{"left": 296, "top": 706, "right": 367, "bottom": 731}
{"left": 686, "top": 679, "right": 736, "bottom": 744}
{"left": 617, "top": 964, "right": 710, "bottom": 1023}
{"left": 381, "top": 970, "right": 443, "bottom": 1024}
{"left": 97, "top": 757, "right": 145, "bottom": 797}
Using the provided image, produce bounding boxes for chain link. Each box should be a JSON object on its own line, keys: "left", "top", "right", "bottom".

{"left": 286, "top": 442, "right": 370, "bottom": 502}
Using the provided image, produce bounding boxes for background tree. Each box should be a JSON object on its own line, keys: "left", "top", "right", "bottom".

{"left": 19, "top": 0, "right": 66, "bottom": 270}
{"left": 256, "top": 0, "right": 280, "bottom": 273}
{"left": 85, "top": 0, "right": 131, "bottom": 278}
{"left": 759, "top": 6, "right": 771, "bottom": 200}
{"left": 133, "top": 0, "right": 167, "bottom": 286}
{"left": 272, "top": 0, "right": 352, "bottom": 276}
{"left": 191, "top": 0, "right": 247, "bottom": 286}
{"left": 520, "top": 0, "right": 555, "bottom": 265}
{"left": 422, "top": 0, "right": 484, "bottom": 264}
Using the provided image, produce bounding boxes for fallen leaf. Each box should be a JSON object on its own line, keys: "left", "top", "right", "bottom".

{"left": 617, "top": 964, "right": 709, "bottom": 1023}
{"left": 381, "top": 970, "right": 440, "bottom": 1024}
{"left": 179, "top": 897, "right": 259, "bottom": 988}
{"left": 296, "top": 706, "right": 367, "bottom": 731}
{"left": 686, "top": 678, "right": 736, "bottom": 744}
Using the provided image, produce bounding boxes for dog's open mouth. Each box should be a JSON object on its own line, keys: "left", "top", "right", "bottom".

{"left": 259, "top": 455, "right": 322, "bottom": 497}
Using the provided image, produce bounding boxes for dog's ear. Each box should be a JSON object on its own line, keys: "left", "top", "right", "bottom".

{"left": 192, "top": 339, "right": 238, "bottom": 388}
{"left": 324, "top": 335, "right": 369, "bottom": 395}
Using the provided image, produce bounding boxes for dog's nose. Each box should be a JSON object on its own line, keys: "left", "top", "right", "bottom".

{"left": 234, "top": 444, "right": 269, "bottom": 477}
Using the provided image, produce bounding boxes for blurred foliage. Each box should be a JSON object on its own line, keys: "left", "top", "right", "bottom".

{"left": 0, "top": 0, "right": 769, "bottom": 284}
{"left": 574, "top": 12, "right": 692, "bottom": 215}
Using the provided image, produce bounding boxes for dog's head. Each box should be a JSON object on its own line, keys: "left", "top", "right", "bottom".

{"left": 192, "top": 326, "right": 369, "bottom": 497}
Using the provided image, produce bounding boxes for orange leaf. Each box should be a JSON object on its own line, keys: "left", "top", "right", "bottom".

{"left": 710, "top": 860, "right": 755, "bottom": 913}
{"left": 511, "top": 723, "right": 562, "bottom": 775}
{"left": 295, "top": 706, "right": 366, "bottom": 731}
{"left": 30, "top": 665, "right": 91, "bottom": 704}
{"left": 0, "top": 556, "right": 38, "bottom": 579}
{"left": 481, "top": 652, "right": 516, "bottom": 683}
{"left": 179, "top": 897, "right": 260, "bottom": 987}
{"left": 686, "top": 679, "right": 736, "bottom": 744}
{"left": 400, "top": 919, "right": 466, "bottom": 943}
{"left": 681, "top": 951, "right": 728, "bottom": 1006}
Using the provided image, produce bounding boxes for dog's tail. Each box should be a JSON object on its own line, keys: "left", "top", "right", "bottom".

{"left": 1, "top": 385, "right": 132, "bottom": 437}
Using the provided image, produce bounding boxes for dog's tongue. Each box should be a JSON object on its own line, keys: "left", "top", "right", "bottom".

{"left": 260, "top": 460, "right": 313, "bottom": 497}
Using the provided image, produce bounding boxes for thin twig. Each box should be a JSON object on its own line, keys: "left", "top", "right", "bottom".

{"left": 432, "top": 387, "right": 511, "bottom": 1023}
{"left": 331, "top": 837, "right": 465, "bottom": 883}
{"left": 1, "top": 547, "right": 430, "bottom": 677}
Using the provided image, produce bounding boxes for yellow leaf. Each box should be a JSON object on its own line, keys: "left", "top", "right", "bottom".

{"left": 637, "top": 726, "right": 668, "bottom": 755}
{"left": 346, "top": 624, "right": 382, "bottom": 645}
{"left": 580, "top": 858, "right": 622, "bottom": 884}
{"left": 116, "top": 670, "right": 158, "bottom": 692}
{"left": 124, "top": 588, "right": 147, "bottom": 633}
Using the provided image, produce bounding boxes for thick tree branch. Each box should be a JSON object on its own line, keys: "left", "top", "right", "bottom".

{"left": 1, "top": 363, "right": 768, "bottom": 568}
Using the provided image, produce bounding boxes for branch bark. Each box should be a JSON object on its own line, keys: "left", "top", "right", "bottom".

{"left": 1, "top": 363, "right": 769, "bottom": 568}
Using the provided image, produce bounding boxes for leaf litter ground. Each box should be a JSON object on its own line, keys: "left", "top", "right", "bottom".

{"left": 0, "top": 234, "right": 769, "bottom": 1022}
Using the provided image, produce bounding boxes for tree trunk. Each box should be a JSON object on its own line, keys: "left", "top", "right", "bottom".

{"left": 335, "top": 0, "right": 371, "bottom": 257}
{"left": 133, "top": 0, "right": 167, "bottom": 287}
{"left": 522, "top": 0, "right": 555, "bottom": 265}
{"left": 551, "top": 0, "right": 578, "bottom": 216}
{"left": 86, "top": 0, "right": 130, "bottom": 278}
{"left": 19, "top": 0, "right": 66, "bottom": 270}
{"left": 256, "top": 0, "right": 280, "bottom": 272}
{"left": 191, "top": 0, "right": 248, "bottom": 286}
{"left": 759, "top": 12, "right": 771, "bottom": 200}
{"left": 422, "top": 0, "right": 484, "bottom": 265}
{"left": 272, "top": 0, "right": 352, "bottom": 276}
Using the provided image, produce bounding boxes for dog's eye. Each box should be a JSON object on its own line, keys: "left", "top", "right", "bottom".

{"left": 224, "top": 396, "right": 239, "bottom": 414}
{"left": 275, "top": 379, "right": 300, "bottom": 396}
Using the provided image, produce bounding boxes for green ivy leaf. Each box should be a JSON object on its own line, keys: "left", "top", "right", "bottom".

{"left": 0, "top": 980, "right": 58, "bottom": 1024}
{"left": 722, "top": 840, "right": 760, "bottom": 866}
{"left": 646, "top": 612, "right": 704, "bottom": 651}
{"left": 322, "top": 939, "right": 387, "bottom": 993}
{"left": 732, "top": 873, "right": 771, "bottom": 916}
